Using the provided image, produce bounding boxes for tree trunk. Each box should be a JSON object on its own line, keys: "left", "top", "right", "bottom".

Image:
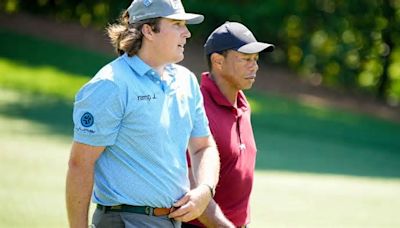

{"left": 377, "top": 1, "right": 395, "bottom": 101}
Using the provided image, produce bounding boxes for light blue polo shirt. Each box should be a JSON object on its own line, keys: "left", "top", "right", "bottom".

{"left": 73, "top": 54, "right": 210, "bottom": 207}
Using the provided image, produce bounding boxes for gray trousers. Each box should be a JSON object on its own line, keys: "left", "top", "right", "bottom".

{"left": 91, "top": 208, "right": 181, "bottom": 228}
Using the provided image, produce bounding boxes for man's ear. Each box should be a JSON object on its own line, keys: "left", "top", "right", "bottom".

{"left": 210, "top": 53, "right": 224, "bottom": 69}
{"left": 141, "top": 24, "right": 155, "bottom": 40}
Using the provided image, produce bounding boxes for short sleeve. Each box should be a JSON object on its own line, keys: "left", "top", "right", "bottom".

{"left": 73, "top": 79, "right": 124, "bottom": 146}
{"left": 189, "top": 73, "right": 211, "bottom": 138}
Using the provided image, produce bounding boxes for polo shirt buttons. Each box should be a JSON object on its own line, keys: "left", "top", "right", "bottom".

{"left": 231, "top": 108, "right": 237, "bottom": 115}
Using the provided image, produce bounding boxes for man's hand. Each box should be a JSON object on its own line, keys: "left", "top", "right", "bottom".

{"left": 197, "top": 199, "right": 236, "bottom": 228}
{"left": 168, "top": 184, "right": 212, "bottom": 222}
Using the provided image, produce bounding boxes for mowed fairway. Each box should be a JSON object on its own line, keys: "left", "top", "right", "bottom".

{"left": 251, "top": 171, "right": 400, "bottom": 227}
{"left": 0, "top": 130, "right": 67, "bottom": 227}
{"left": 0, "top": 110, "right": 70, "bottom": 226}
{"left": 1, "top": 89, "right": 400, "bottom": 227}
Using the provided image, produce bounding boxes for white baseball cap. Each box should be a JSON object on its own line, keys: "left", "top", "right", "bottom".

{"left": 127, "top": 0, "right": 204, "bottom": 24}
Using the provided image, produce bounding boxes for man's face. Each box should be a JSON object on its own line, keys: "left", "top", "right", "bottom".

{"left": 152, "top": 18, "right": 191, "bottom": 64}
{"left": 219, "top": 50, "right": 259, "bottom": 91}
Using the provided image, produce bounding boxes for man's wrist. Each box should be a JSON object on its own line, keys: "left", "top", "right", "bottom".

{"left": 200, "top": 183, "right": 215, "bottom": 197}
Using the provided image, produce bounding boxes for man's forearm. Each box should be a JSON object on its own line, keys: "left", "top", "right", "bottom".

{"left": 169, "top": 136, "right": 220, "bottom": 222}
{"left": 189, "top": 142, "right": 220, "bottom": 191}
{"left": 66, "top": 162, "right": 94, "bottom": 228}
{"left": 198, "top": 200, "right": 235, "bottom": 228}
{"left": 66, "top": 142, "right": 104, "bottom": 228}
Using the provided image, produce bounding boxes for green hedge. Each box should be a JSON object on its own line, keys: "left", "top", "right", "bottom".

{"left": 1, "top": 0, "right": 400, "bottom": 104}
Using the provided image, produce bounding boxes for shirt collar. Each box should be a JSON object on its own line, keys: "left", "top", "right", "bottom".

{"left": 123, "top": 54, "right": 178, "bottom": 80}
{"left": 122, "top": 54, "right": 152, "bottom": 76}
{"left": 201, "top": 72, "right": 249, "bottom": 114}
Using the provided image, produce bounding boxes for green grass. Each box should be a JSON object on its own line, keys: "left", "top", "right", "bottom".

{"left": 1, "top": 29, "right": 400, "bottom": 227}
{"left": 250, "top": 171, "right": 400, "bottom": 227}
{"left": 1, "top": 98, "right": 399, "bottom": 227}
{"left": 0, "top": 28, "right": 112, "bottom": 77}
{"left": 0, "top": 27, "right": 113, "bottom": 101}
{"left": 0, "top": 94, "right": 70, "bottom": 227}
{"left": 0, "top": 130, "right": 69, "bottom": 227}
{"left": 0, "top": 58, "right": 88, "bottom": 100}
{"left": 247, "top": 91, "right": 400, "bottom": 178}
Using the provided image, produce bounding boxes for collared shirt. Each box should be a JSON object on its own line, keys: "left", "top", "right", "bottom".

{"left": 73, "top": 54, "right": 210, "bottom": 207}
{"left": 192, "top": 72, "right": 257, "bottom": 226}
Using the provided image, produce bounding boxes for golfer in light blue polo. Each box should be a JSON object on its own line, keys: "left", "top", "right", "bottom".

{"left": 65, "top": 0, "right": 220, "bottom": 227}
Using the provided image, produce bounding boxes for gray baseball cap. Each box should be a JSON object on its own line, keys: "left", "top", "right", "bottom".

{"left": 127, "top": 0, "right": 204, "bottom": 24}
{"left": 204, "top": 22, "right": 275, "bottom": 55}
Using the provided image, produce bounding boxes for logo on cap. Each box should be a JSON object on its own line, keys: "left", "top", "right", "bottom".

{"left": 81, "top": 112, "right": 94, "bottom": 127}
{"left": 143, "top": 0, "right": 153, "bottom": 7}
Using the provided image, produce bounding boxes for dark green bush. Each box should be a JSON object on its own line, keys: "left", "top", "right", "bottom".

{"left": 1, "top": 0, "right": 399, "bottom": 104}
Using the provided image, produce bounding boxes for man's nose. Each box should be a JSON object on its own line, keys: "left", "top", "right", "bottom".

{"left": 249, "top": 60, "right": 258, "bottom": 71}
{"left": 182, "top": 25, "right": 191, "bottom": 38}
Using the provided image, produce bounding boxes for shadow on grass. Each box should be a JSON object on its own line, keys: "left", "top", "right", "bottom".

{"left": 0, "top": 28, "right": 113, "bottom": 78}
{"left": 0, "top": 29, "right": 109, "bottom": 136}
{"left": 249, "top": 91, "right": 400, "bottom": 179}
{"left": 1, "top": 90, "right": 400, "bottom": 179}
{"left": 0, "top": 91, "right": 73, "bottom": 137}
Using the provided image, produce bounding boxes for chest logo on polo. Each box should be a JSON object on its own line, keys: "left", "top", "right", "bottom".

{"left": 137, "top": 93, "right": 157, "bottom": 102}
{"left": 176, "top": 88, "right": 185, "bottom": 102}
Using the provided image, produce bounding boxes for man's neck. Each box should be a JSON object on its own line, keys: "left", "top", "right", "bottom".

{"left": 209, "top": 73, "right": 239, "bottom": 107}
{"left": 137, "top": 49, "right": 166, "bottom": 77}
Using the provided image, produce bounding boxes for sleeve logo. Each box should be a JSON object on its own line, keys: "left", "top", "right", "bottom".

{"left": 80, "top": 112, "right": 94, "bottom": 127}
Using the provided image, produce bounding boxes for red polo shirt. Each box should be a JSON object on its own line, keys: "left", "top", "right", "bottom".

{"left": 189, "top": 72, "right": 257, "bottom": 226}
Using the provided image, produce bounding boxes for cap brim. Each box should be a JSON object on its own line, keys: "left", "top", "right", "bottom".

{"left": 164, "top": 13, "right": 204, "bottom": 24}
{"left": 237, "top": 42, "right": 275, "bottom": 53}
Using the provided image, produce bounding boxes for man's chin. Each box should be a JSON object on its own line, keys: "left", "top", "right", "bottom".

{"left": 173, "top": 55, "right": 185, "bottom": 64}
{"left": 242, "top": 82, "right": 255, "bottom": 90}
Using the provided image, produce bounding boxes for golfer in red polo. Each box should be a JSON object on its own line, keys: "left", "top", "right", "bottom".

{"left": 183, "top": 22, "right": 274, "bottom": 228}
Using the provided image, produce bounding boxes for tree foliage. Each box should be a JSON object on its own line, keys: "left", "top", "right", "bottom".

{"left": 1, "top": 0, "right": 400, "bottom": 104}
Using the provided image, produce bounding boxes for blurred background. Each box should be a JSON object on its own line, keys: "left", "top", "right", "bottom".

{"left": 0, "top": 0, "right": 400, "bottom": 227}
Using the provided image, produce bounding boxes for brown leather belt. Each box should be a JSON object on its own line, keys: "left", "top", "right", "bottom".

{"left": 97, "top": 204, "right": 171, "bottom": 216}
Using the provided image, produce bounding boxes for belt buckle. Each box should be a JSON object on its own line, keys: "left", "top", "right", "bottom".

{"left": 144, "top": 206, "right": 154, "bottom": 216}
{"left": 111, "top": 205, "right": 122, "bottom": 210}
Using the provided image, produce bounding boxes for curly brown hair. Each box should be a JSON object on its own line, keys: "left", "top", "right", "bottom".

{"left": 106, "top": 11, "right": 161, "bottom": 56}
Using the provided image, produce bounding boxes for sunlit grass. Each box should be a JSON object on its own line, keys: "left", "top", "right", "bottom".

{"left": 0, "top": 115, "right": 70, "bottom": 227}
{"left": 1, "top": 109, "right": 399, "bottom": 228}
{"left": 0, "top": 58, "right": 88, "bottom": 101}
{"left": 251, "top": 171, "right": 400, "bottom": 227}
{"left": 246, "top": 90, "right": 400, "bottom": 178}
{"left": 0, "top": 27, "right": 112, "bottom": 101}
